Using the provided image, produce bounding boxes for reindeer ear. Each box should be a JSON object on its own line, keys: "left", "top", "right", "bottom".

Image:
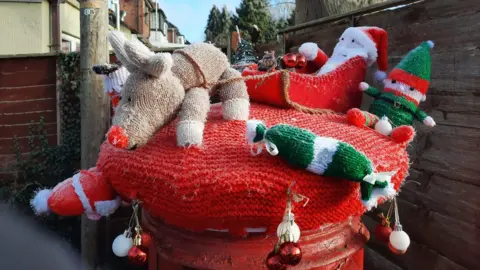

{"left": 108, "top": 31, "right": 138, "bottom": 72}
{"left": 144, "top": 53, "right": 173, "bottom": 77}
{"left": 123, "top": 39, "right": 155, "bottom": 67}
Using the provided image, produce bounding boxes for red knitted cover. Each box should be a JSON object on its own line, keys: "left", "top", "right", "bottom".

{"left": 242, "top": 56, "right": 367, "bottom": 113}
{"left": 97, "top": 104, "right": 409, "bottom": 235}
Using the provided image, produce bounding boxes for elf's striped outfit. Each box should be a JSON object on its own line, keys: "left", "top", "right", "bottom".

{"left": 247, "top": 120, "right": 396, "bottom": 210}
{"left": 347, "top": 41, "right": 435, "bottom": 136}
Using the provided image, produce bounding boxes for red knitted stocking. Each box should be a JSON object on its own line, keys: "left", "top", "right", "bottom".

{"left": 346, "top": 108, "right": 379, "bottom": 128}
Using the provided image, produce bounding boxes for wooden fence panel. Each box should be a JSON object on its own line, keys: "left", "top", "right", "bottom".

{"left": 283, "top": 0, "right": 480, "bottom": 269}
{"left": 0, "top": 54, "right": 58, "bottom": 180}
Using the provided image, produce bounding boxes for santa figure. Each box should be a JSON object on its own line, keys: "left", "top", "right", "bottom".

{"left": 30, "top": 168, "right": 121, "bottom": 220}
{"left": 346, "top": 41, "right": 436, "bottom": 144}
{"left": 92, "top": 63, "right": 130, "bottom": 111}
{"left": 297, "top": 26, "right": 389, "bottom": 82}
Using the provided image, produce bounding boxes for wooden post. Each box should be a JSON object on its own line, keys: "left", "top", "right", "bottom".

{"left": 79, "top": 0, "right": 110, "bottom": 268}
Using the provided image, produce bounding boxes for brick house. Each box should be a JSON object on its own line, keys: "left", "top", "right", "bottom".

{"left": 120, "top": 0, "right": 155, "bottom": 45}
{"left": 150, "top": 7, "right": 189, "bottom": 50}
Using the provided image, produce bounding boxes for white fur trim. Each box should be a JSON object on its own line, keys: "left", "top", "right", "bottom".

{"left": 222, "top": 98, "right": 250, "bottom": 120}
{"left": 306, "top": 137, "right": 339, "bottom": 175}
{"left": 30, "top": 189, "right": 52, "bottom": 215}
{"left": 94, "top": 196, "right": 121, "bottom": 216}
{"left": 298, "top": 42, "right": 320, "bottom": 61}
{"left": 362, "top": 182, "right": 396, "bottom": 211}
{"left": 246, "top": 120, "right": 264, "bottom": 144}
{"left": 374, "top": 70, "right": 387, "bottom": 82}
{"left": 176, "top": 120, "right": 205, "bottom": 147}
{"left": 71, "top": 173, "right": 93, "bottom": 214}
{"left": 426, "top": 40, "right": 434, "bottom": 49}
{"left": 343, "top": 27, "right": 378, "bottom": 61}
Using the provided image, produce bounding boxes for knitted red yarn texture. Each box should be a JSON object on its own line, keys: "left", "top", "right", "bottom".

{"left": 242, "top": 56, "right": 367, "bottom": 113}
{"left": 97, "top": 103, "right": 409, "bottom": 234}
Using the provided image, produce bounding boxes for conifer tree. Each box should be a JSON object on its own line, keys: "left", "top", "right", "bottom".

{"left": 233, "top": 0, "right": 276, "bottom": 43}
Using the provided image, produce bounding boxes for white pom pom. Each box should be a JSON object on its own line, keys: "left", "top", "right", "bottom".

{"left": 426, "top": 40, "right": 434, "bottom": 49}
{"left": 246, "top": 120, "right": 264, "bottom": 144}
{"left": 359, "top": 82, "right": 370, "bottom": 91}
{"left": 298, "top": 42, "right": 319, "bottom": 61}
{"left": 374, "top": 70, "right": 387, "bottom": 82}
{"left": 375, "top": 117, "right": 393, "bottom": 136}
{"left": 112, "top": 231, "right": 134, "bottom": 257}
{"left": 30, "top": 189, "right": 52, "bottom": 215}
{"left": 389, "top": 229, "right": 410, "bottom": 252}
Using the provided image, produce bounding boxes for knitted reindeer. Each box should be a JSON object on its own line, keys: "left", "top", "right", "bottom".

{"left": 106, "top": 31, "right": 250, "bottom": 149}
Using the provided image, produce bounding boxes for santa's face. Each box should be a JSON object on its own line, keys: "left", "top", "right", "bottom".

{"left": 318, "top": 32, "right": 371, "bottom": 75}
{"left": 383, "top": 78, "right": 426, "bottom": 104}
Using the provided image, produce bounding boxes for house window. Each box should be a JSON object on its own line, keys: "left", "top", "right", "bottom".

{"left": 76, "top": 43, "right": 80, "bottom": 52}
{"left": 61, "top": 39, "right": 71, "bottom": 52}
{"left": 163, "top": 22, "right": 168, "bottom": 35}
{"left": 177, "top": 36, "right": 184, "bottom": 45}
{"left": 150, "top": 12, "right": 157, "bottom": 29}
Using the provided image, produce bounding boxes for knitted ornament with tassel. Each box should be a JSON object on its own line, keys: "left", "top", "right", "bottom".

{"left": 247, "top": 120, "right": 396, "bottom": 210}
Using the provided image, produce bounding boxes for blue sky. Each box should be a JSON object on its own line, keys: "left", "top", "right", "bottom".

{"left": 157, "top": 0, "right": 242, "bottom": 43}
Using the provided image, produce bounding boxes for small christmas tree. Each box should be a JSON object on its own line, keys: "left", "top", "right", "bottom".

{"left": 232, "top": 26, "right": 258, "bottom": 71}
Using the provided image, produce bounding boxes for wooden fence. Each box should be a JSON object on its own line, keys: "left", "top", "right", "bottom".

{"left": 278, "top": 0, "right": 480, "bottom": 269}
{"left": 0, "top": 54, "right": 59, "bottom": 182}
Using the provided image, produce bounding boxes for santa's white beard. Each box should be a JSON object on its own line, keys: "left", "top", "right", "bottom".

{"left": 317, "top": 46, "right": 370, "bottom": 76}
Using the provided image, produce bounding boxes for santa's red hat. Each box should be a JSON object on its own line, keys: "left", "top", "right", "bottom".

{"left": 30, "top": 168, "right": 120, "bottom": 220}
{"left": 343, "top": 27, "right": 389, "bottom": 81}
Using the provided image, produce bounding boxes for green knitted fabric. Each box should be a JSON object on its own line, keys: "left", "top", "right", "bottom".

{"left": 394, "top": 41, "right": 432, "bottom": 81}
{"left": 366, "top": 87, "right": 427, "bottom": 126}
{"left": 323, "top": 142, "right": 371, "bottom": 182}
{"left": 264, "top": 124, "right": 316, "bottom": 169}
{"left": 247, "top": 120, "right": 397, "bottom": 208}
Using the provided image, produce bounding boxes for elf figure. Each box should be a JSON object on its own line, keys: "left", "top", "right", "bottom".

{"left": 92, "top": 63, "right": 130, "bottom": 110}
{"left": 347, "top": 41, "right": 436, "bottom": 144}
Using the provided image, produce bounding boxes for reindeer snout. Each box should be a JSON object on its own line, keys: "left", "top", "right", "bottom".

{"left": 107, "top": 125, "right": 129, "bottom": 149}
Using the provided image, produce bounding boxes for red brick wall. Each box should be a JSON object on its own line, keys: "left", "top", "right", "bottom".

{"left": 121, "top": 0, "right": 150, "bottom": 38}
{"left": 0, "top": 55, "right": 58, "bottom": 181}
{"left": 121, "top": 0, "right": 139, "bottom": 34}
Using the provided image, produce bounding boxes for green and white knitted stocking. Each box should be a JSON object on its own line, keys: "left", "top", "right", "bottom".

{"left": 247, "top": 120, "right": 397, "bottom": 210}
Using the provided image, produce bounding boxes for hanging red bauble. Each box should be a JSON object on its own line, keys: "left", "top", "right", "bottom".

{"left": 296, "top": 54, "right": 307, "bottom": 68}
{"left": 283, "top": 53, "right": 297, "bottom": 68}
{"left": 140, "top": 231, "right": 153, "bottom": 249}
{"left": 279, "top": 242, "right": 302, "bottom": 266}
{"left": 266, "top": 251, "right": 287, "bottom": 270}
{"left": 374, "top": 220, "right": 392, "bottom": 243}
{"left": 128, "top": 246, "right": 148, "bottom": 266}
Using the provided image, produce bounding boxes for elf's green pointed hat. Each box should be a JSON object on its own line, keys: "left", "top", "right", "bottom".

{"left": 388, "top": 40, "right": 434, "bottom": 95}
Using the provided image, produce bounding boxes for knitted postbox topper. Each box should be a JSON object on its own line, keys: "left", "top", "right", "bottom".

{"left": 97, "top": 103, "right": 409, "bottom": 235}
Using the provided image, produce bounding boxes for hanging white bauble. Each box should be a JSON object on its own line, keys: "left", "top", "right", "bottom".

{"left": 375, "top": 116, "right": 393, "bottom": 136}
{"left": 276, "top": 211, "right": 301, "bottom": 243}
{"left": 112, "top": 230, "right": 134, "bottom": 257}
{"left": 388, "top": 225, "right": 410, "bottom": 255}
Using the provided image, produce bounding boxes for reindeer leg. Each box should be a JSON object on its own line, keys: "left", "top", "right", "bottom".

{"left": 176, "top": 87, "right": 210, "bottom": 147}
{"left": 218, "top": 68, "right": 249, "bottom": 120}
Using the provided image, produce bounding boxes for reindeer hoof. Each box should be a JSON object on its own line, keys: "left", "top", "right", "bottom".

{"left": 176, "top": 120, "right": 205, "bottom": 147}
{"left": 223, "top": 98, "right": 250, "bottom": 120}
